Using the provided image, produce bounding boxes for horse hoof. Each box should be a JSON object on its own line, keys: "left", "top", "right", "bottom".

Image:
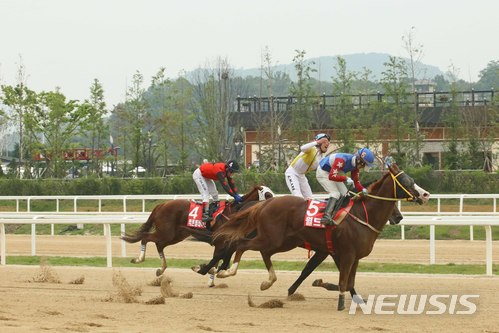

{"left": 155, "top": 269, "right": 164, "bottom": 277}
{"left": 260, "top": 281, "right": 272, "bottom": 291}
{"left": 216, "top": 270, "right": 228, "bottom": 278}
{"left": 312, "top": 279, "right": 323, "bottom": 287}
{"left": 130, "top": 259, "right": 138, "bottom": 264}
{"left": 191, "top": 265, "right": 200, "bottom": 273}
{"left": 338, "top": 294, "right": 345, "bottom": 311}
{"left": 352, "top": 294, "right": 365, "bottom": 304}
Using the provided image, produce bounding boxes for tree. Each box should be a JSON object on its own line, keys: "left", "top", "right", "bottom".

{"left": 253, "top": 46, "right": 288, "bottom": 169}
{"left": 81, "top": 79, "right": 108, "bottom": 176}
{"left": 380, "top": 56, "right": 413, "bottom": 167}
{"left": 357, "top": 67, "right": 383, "bottom": 151}
{"left": 29, "top": 90, "right": 90, "bottom": 177}
{"left": 331, "top": 56, "right": 357, "bottom": 151}
{"left": 402, "top": 26, "right": 425, "bottom": 165}
{"left": 153, "top": 73, "right": 195, "bottom": 172}
{"left": 0, "top": 58, "right": 37, "bottom": 177}
{"left": 120, "top": 71, "right": 147, "bottom": 175}
{"left": 289, "top": 50, "right": 316, "bottom": 144}
{"left": 442, "top": 64, "right": 464, "bottom": 170}
{"left": 475, "top": 60, "right": 499, "bottom": 90}
{"left": 192, "top": 57, "right": 234, "bottom": 162}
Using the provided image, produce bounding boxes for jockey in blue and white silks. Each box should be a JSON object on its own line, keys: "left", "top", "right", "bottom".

{"left": 316, "top": 147, "right": 375, "bottom": 225}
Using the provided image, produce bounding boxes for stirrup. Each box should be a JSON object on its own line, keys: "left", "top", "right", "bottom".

{"left": 320, "top": 216, "right": 337, "bottom": 226}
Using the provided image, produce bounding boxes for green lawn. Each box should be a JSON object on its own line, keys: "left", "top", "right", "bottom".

{"left": 5, "top": 256, "right": 497, "bottom": 276}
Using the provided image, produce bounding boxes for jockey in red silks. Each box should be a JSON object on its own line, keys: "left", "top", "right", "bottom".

{"left": 192, "top": 160, "right": 242, "bottom": 223}
{"left": 316, "top": 147, "right": 375, "bottom": 226}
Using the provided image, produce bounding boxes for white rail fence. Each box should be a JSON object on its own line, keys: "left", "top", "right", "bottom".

{"left": 0, "top": 194, "right": 498, "bottom": 275}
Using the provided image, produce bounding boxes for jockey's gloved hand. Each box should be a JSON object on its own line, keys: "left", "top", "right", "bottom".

{"left": 233, "top": 194, "right": 242, "bottom": 203}
{"left": 362, "top": 188, "right": 368, "bottom": 196}
{"left": 345, "top": 177, "right": 354, "bottom": 187}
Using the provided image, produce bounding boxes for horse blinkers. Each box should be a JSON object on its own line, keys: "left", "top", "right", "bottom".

{"left": 391, "top": 171, "right": 424, "bottom": 204}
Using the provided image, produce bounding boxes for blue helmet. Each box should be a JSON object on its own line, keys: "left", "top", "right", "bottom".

{"left": 356, "top": 148, "right": 375, "bottom": 167}
{"left": 226, "top": 160, "right": 240, "bottom": 173}
{"left": 315, "top": 133, "right": 331, "bottom": 141}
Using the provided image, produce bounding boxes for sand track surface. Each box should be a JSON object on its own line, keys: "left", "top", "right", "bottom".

{"left": 1, "top": 236, "right": 498, "bottom": 332}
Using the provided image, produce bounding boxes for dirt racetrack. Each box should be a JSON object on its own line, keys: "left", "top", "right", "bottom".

{"left": 1, "top": 236, "right": 499, "bottom": 332}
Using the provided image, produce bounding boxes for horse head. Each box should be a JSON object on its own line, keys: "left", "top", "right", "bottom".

{"left": 240, "top": 185, "right": 275, "bottom": 203}
{"left": 388, "top": 205, "right": 403, "bottom": 225}
{"left": 385, "top": 163, "right": 430, "bottom": 205}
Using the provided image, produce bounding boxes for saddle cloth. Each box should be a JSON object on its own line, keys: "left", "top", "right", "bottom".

{"left": 187, "top": 201, "right": 226, "bottom": 228}
{"left": 303, "top": 199, "right": 353, "bottom": 228}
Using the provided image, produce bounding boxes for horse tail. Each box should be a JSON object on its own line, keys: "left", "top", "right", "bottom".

{"left": 213, "top": 200, "right": 265, "bottom": 245}
{"left": 121, "top": 203, "right": 164, "bottom": 243}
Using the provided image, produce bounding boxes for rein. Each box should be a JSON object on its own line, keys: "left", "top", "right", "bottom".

{"left": 344, "top": 170, "right": 415, "bottom": 234}
{"left": 355, "top": 171, "right": 416, "bottom": 202}
{"left": 345, "top": 201, "right": 381, "bottom": 234}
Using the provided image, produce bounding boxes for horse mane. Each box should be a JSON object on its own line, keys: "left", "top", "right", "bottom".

{"left": 367, "top": 173, "right": 388, "bottom": 192}
{"left": 242, "top": 185, "right": 262, "bottom": 201}
{"left": 213, "top": 199, "right": 268, "bottom": 245}
{"left": 367, "top": 163, "right": 400, "bottom": 193}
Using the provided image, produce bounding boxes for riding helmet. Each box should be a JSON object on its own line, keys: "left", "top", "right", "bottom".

{"left": 356, "top": 148, "right": 375, "bottom": 167}
{"left": 226, "top": 160, "right": 240, "bottom": 173}
{"left": 315, "top": 133, "right": 331, "bottom": 141}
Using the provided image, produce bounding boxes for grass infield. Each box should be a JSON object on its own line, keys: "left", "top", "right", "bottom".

{"left": 4, "top": 256, "right": 498, "bottom": 275}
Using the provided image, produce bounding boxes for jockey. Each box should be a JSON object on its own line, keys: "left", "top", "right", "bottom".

{"left": 192, "top": 160, "right": 242, "bottom": 224}
{"left": 316, "top": 147, "right": 375, "bottom": 226}
{"left": 285, "top": 133, "right": 330, "bottom": 199}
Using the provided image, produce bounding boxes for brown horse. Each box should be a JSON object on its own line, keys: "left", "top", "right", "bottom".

{"left": 192, "top": 203, "right": 403, "bottom": 301}
{"left": 192, "top": 193, "right": 403, "bottom": 290}
{"left": 121, "top": 185, "right": 274, "bottom": 277}
{"left": 213, "top": 164, "right": 430, "bottom": 310}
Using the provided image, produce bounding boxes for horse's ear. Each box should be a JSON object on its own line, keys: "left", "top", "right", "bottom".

{"left": 388, "top": 163, "right": 399, "bottom": 173}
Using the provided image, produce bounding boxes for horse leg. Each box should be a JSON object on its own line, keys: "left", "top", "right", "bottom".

{"left": 155, "top": 243, "right": 168, "bottom": 276}
{"left": 192, "top": 256, "right": 222, "bottom": 275}
{"left": 346, "top": 259, "right": 364, "bottom": 304}
{"left": 331, "top": 254, "right": 359, "bottom": 301}
{"left": 337, "top": 254, "right": 356, "bottom": 311}
{"left": 218, "top": 228, "right": 281, "bottom": 278}
{"left": 288, "top": 251, "right": 328, "bottom": 296}
{"left": 218, "top": 250, "right": 234, "bottom": 271}
{"left": 217, "top": 247, "right": 246, "bottom": 278}
{"left": 260, "top": 251, "right": 277, "bottom": 291}
{"left": 130, "top": 241, "right": 147, "bottom": 263}
{"left": 312, "top": 254, "right": 361, "bottom": 302}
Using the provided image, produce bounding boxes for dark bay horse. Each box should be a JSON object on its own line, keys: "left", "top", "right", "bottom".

{"left": 213, "top": 164, "right": 430, "bottom": 310}
{"left": 121, "top": 185, "right": 274, "bottom": 277}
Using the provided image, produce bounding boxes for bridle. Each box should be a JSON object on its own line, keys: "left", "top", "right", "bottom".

{"left": 346, "top": 170, "right": 418, "bottom": 234}
{"left": 257, "top": 186, "right": 275, "bottom": 201}
{"left": 216, "top": 186, "right": 274, "bottom": 223}
{"left": 356, "top": 170, "right": 418, "bottom": 202}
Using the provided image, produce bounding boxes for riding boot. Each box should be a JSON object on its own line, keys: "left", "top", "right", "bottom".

{"left": 202, "top": 203, "right": 212, "bottom": 228}
{"left": 320, "top": 198, "right": 338, "bottom": 226}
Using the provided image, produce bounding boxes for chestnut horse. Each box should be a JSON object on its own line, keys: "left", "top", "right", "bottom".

{"left": 192, "top": 195, "right": 403, "bottom": 299}
{"left": 213, "top": 164, "right": 430, "bottom": 310}
{"left": 121, "top": 185, "right": 274, "bottom": 277}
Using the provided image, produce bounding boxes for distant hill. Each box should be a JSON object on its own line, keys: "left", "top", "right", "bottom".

{"left": 233, "top": 52, "right": 443, "bottom": 81}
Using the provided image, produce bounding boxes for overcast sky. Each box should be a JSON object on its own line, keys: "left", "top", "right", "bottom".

{"left": 1, "top": 0, "right": 497, "bottom": 107}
